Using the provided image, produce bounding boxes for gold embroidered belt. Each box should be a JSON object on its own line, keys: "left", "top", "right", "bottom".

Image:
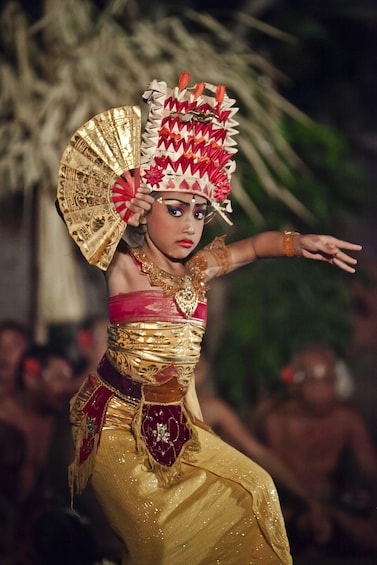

{"left": 97, "top": 354, "right": 187, "bottom": 404}
{"left": 95, "top": 355, "right": 196, "bottom": 473}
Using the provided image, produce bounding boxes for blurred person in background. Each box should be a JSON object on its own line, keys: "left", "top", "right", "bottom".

{"left": 0, "top": 319, "right": 31, "bottom": 397}
{"left": 256, "top": 343, "right": 377, "bottom": 555}
{"left": 0, "top": 344, "right": 75, "bottom": 501}
{"left": 0, "top": 344, "right": 78, "bottom": 562}
{"left": 195, "top": 354, "right": 332, "bottom": 545}
{"left": 44, "top": 318, "right": 109, "bottom": 503}
{"left": 74, "top": 316, "right": 109, "bottom": 383}
{"left": 348, "top": 256, "right": 377, "bottom": 448}
{"left": 0, "top": 421, "right": 27, "bottom": 564}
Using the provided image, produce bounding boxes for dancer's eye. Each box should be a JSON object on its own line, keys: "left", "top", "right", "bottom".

{"left": 166, "top": 205, "right": 184, "bottom": 217}
{"left": 194, "top": 207, "right": 207, "bottom": 221}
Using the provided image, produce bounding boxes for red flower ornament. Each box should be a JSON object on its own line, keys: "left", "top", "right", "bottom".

{"left": 23, "top": 357, "right": 42, "bottom": 378}
{"left": 214, "top": 182, "right": 232, "bottom": 202}
{"left": 143, "top": 165, "right": 165, "bottom": 188}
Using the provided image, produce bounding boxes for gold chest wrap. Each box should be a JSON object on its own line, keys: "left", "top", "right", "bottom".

{"left": 106, "top": 320, "right": 205, "bottom": 386}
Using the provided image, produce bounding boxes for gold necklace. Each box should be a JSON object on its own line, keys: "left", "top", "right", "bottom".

{"left": 131, "top": 247, "right": 208, "bottom": 318}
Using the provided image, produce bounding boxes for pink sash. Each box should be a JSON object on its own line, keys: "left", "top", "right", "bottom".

{"left": 109, "top": 290, "right": 207, "bottom": 324}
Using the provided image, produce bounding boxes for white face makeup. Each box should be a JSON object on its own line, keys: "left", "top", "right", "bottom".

{"left": 144, "top": 192, "right": 208, "bottom": 261}
{"left": 155, "top": 196, "right": 208, "bottom": 222}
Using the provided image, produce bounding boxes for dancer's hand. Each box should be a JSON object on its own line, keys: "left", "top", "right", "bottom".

{"left": 297, "top": 235, "right": 362, "bottom": 273}
{"left": 124, "top": 187, "right": 155, "bottom": 227}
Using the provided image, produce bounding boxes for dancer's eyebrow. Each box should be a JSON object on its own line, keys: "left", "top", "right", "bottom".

{"left": 159, "top": 198, "right": 207, "bottom": 208}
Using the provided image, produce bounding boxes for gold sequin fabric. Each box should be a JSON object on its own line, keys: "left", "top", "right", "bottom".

{"left": 70, "top": 286, "right": 291, "bottom": 564}
{"left": 106, "top": 320, "right": 204, "bottom": 386}
{"left": 92, "top": 422, "right": 292, "bottom": 564}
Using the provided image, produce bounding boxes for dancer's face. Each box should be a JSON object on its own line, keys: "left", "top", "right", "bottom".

{"left": 145, "top": 192, "right": 207, "bottom": 260}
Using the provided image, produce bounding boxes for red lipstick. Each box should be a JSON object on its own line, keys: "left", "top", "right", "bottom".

{"left": 177, "top": 239, "right": 193, "bottom": 248}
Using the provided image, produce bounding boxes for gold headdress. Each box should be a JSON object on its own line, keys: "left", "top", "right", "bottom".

{"left": 57, "top": 73, "right": 239, "bottom": 270}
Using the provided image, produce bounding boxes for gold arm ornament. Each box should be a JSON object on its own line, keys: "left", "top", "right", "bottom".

{"left": 282, "top": 231, "right": 300, "bottom": 257}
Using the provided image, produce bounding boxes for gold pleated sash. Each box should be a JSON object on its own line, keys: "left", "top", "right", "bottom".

{"left": 107, "top": 320, "right": 205, "bottom": 385}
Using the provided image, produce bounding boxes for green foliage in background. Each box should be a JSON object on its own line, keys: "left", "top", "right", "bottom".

{"left": 216, "top": 257, "right": 354, "bottom": 406}
{"left": 210, "top": 116, "right": 370, "bottom": 406}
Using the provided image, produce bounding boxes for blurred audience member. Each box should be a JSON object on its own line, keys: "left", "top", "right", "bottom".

{"left": 75, "top": 316, "right": 109, "bottom": 382}
{"left": 32, "top": 507, "right": 100, "bottom": 565}
{"left": 348, "top": 257, "right": 377, "bottom": 446}
{"left": 45, "top": 318, "right": 108, "bottom": 502}
{"left": 256, "top": 343, "right": 377, "bottom": 554}
{"left": 0, "top": 319, "right": 31, "bottom": 397}
{"left": 0, "top": 420, "right": 27, "bottom": 503}
{"left": 0, "top": 344, "right": 79, "bottom": 563}
{"left": 195, "top": 354, "right": 331, "bottom": 545}
{"left": 0, "top": 421, "right": 27, "bottom": 562}
{"left": 0, "top": 345, "right": 74, "bottom": 502}
{"left": 0, "top": 320, "right": 116, "bottom": 563}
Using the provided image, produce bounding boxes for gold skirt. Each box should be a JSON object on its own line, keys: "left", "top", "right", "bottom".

{"left": 90, "top": 398, "right": 292, "bottom": 565}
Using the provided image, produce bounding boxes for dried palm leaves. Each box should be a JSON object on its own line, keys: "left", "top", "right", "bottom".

{"left": 0, "top": 0, "right": 311, "bottom": 223}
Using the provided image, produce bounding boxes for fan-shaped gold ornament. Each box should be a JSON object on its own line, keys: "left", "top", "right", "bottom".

{"left": 57, "top": 106, "right": 141, "bottom": 270}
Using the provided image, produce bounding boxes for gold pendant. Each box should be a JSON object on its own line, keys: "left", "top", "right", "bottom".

{"left": 130, "top": 247, "right": 206, "bottom": 318}
{"left": 175, "top": 285, "right": 198, "bottom": 318}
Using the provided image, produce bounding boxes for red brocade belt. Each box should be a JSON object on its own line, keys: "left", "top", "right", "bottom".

{"left": 78, "top": 355, "right": 195, "bottom": 476}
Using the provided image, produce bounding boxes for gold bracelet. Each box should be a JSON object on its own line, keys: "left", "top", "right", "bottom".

{"left": 282, "top": 231, "right": 300, "bottom": 257}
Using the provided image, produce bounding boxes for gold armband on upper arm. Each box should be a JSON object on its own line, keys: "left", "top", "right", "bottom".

{"left": 205, "top": 236, "right": 231, "bottom": 276}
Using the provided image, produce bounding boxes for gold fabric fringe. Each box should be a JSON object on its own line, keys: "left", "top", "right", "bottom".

{"left": 68, "top": 411, "right": 98, "bottom": 499}
{"left": 68, "top": 379, "right": 113, "bottom": 502}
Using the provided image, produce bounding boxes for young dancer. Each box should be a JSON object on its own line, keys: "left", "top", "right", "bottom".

{"left": 57, "top": 73, "right": 361, "bottom": 564}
